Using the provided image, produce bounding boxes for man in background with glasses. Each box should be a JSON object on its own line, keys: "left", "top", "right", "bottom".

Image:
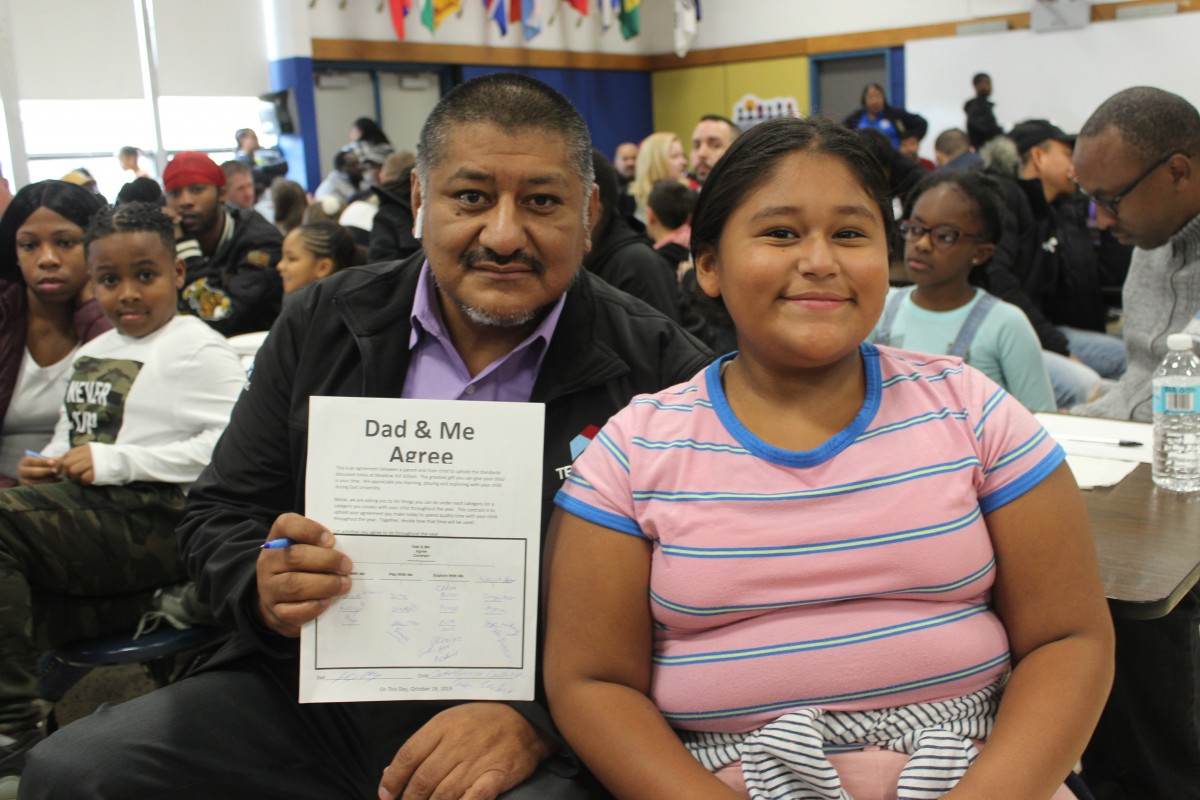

{"left": 1072, "top": 86, "right": 1200, "bottom": 800}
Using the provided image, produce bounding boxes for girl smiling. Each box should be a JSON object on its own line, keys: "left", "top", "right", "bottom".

{"left": 545, "top": 117, "right": 1112, "bottom": 800}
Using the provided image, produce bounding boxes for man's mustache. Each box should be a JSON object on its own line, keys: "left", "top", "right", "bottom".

{"left": 461, "top": 248, "right": 546, "bottom": 274}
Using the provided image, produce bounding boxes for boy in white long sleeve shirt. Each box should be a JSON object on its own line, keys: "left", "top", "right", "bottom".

{"left": 0, "top": 203, "right": 245, "bottom": 788}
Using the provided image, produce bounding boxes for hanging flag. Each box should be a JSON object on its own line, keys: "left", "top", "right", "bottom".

{"left": 484, "top": 0, "right": 507, "bottom": 34}
{"left": 421, "top": 0, "right": 460, "bottom": 33}
{"left": 520, "top": 0, "right": 544, "bottom": 39}
{"left": 510, "top": 0, "right": 522, "bottom": 25}
{"left": 387, "top": 0, "right": 412, "bottom": 39}
{"left": 599, "top": 0, "right": 618, "bottom": 29}
{"left": 673, "top": 0, "right": 697, "bottom": 57}
{"left": 566, "top": 0, "right": 588, "bottom": 14}
{"left": 618, "top": 0, "right": 639, "bottom": 40}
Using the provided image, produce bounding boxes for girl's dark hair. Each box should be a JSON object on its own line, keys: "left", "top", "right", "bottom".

{"left": 85, "top": 201, "right": 176, "bottom": 257}
{"left": 0, "top": 180, "right": 107, "bottom": 283}
{"left": 860, "top": 82, "right": 888, "bottom": 107}
{"left": 115, "top": 177, "right": 166, "bottom": 207}
{"left": 291, "top": 221, "right": 358, "bottom": 273}
{"left": 902, "top": 170, "right": 1005, "bottom": 285}
{"left": 690, "top": 115, "right": 894, "bottom": 266}
{"left": 352, "top": 117, "right": 391, "bottom": 146}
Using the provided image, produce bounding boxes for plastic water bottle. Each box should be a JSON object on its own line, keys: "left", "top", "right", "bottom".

{"left": 1152, "top": 333, "right": 1200, "bottom": 492}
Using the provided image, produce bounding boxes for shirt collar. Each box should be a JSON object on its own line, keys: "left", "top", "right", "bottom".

{"left": 408, "top": 260, "right": 567, "bottom": 356}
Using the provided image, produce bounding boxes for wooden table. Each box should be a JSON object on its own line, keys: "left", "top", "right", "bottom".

{"left": 1084, "top": 463, "right": 1200, "bottom": 620}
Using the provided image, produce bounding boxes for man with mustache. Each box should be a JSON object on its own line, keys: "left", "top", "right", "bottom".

{"left": 1071, "top": 86, "right": 1200, "bottom": 800}
{"left": 25, "top": 74, "right": 710, "bottom": 800}
{"left": 164, "top": 151, "right": 282, "bottom": 337}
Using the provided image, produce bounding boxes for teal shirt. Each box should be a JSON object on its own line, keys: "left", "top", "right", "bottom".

{"left": 871, "top": 288, "right": 1056, "bottom": 412}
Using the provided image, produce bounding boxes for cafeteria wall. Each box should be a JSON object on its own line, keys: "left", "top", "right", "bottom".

{"left": 652, "top": 57, "right": 812, "bottom": 150}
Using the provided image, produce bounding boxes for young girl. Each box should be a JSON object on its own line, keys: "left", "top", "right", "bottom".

{"left": 872, "top": 171, "right": 1056, "bottom": 412}
{"left": 545, "top": 116, "right": 1113, "bottom": 800}
{"left": 0, "top": 181, "right": 108, "bottom": 487}
{"left": 276, "top": 221, "right": 358, "bottom": 296}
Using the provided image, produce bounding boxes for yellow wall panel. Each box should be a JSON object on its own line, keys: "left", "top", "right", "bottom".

{"left": 651, "top": 56, "right": 809, "bottom": 159}
{"left": 651, "top": 64, "right": 727, "bottom": 145}
{"left": 724, "top": 56, "right": 810, "bottom": 117}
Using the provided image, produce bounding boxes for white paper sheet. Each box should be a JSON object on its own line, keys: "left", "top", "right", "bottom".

{"left": 1063, "top": 454, "right": 1141, "bottom": 490}
{"left": 299, "top": 396, "right": 544, "bottom": 704}
{"left": 1035, "top": 413, "right": 1153, "bottom": 464}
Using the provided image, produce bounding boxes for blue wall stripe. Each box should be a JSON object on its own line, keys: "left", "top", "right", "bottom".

{"left": 460, "top": 65, "right": 653, "bottom": 163}
{"left": 269, "top": 56, "right": 321, "bottom": 192}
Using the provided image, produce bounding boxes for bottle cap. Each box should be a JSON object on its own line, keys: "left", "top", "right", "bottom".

{"left": 1167, "top": 333, "right": 1196, "bottom": 351}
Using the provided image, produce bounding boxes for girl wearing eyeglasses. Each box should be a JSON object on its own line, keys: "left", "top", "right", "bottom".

{"left": 873, "top": 171, "right": 1057, "bottom": 412}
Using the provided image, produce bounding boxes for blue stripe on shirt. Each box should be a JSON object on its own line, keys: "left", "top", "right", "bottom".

{"left": 554, "top": 492, "right": 648, "bottom": 539}
{"left": 855, "top": 407, "right": 971, "bottom": 443}
{"left": 658, "top": 506, "right": 982, "bottom": 559}
{"left": 659, "top": 652, "right": 1011, "bottom": 722}
{"left": 978, "top": 445, "right": 1064, "bottom": 515}
{"left": 633, "top": 456, "right": 980, "bottom": 504}
{"left": 651, "top": 558, "right": 996, "bottom": 617}
{"left": 654, "top": 604, "right": 990, "bottom": 666}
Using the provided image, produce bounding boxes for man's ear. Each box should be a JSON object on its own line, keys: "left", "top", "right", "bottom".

{"left": 1168, "top": 152, "right": 1193, "bottom": 191}
{"left": 1029, "top": 144, "right": 1051, "bottom": 177}
{"left": 173, "top": 259, "right": 186, "bottom": 290}
{"left": 646, "top": 206, "right": 660, "bottom": 228}
{"left": 693, "top": 249, "right": 722, "bottom": 298}
{"left": 411, "top": 173, "right": 424, "bottom": 240}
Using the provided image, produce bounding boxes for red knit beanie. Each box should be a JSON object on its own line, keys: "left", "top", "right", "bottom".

{"left": 162, "top": 151, "right": 226, "bottom": 192}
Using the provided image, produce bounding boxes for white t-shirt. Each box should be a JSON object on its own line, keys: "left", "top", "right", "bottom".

{"left": 42, "top": 315, "right": 246, "bottom": 490}
{"left": 0, "top": 346, "right": 79, "bottom": 479}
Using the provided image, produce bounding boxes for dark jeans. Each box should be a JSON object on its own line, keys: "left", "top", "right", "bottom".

{"left": 0, "top": 481, "right": 186, "bottom": 737}
{"left": 20, "top": 652, "right": 608, "bottom": 800}
{"left": 1081, "top": 587, "right": 1200, "bottom": 800}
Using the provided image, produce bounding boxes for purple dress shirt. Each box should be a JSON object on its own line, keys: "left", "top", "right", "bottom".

{"left": 401, "top": 263, "right": 566, "bottom": 402}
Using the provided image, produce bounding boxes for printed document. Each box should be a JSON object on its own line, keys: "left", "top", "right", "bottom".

{"left": 299, "top": 396, "right": 544, "bottom": 703}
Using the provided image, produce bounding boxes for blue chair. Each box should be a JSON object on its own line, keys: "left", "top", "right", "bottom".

{"left": 37, "top": 625, "right": 229, "bottom": 727}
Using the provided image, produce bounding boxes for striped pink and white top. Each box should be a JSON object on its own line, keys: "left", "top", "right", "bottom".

{"left": 555, "top": 344, "right": 1064, "bottom": 734}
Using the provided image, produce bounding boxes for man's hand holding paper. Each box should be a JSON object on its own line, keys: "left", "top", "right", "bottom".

{"left": 256, "top": 512, "right": 354, "bottom": 638}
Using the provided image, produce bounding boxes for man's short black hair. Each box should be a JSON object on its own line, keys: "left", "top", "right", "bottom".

{"left": 416, "top": 73, "right": 594, "bottom": 190}
{"left": 647, "top": 180, "right": 697, "bottom": 230}
{"left": 972, "top": 73, "right": 991, "bottom": 87}
{"left": 85, "top": 201, "right": 176, "bottom": 258}
{"left": 333, "top": 150, "right": 358, "bottom": 171}
{"left": 1079, "top": 86, "right": 1200, "bottom": 166}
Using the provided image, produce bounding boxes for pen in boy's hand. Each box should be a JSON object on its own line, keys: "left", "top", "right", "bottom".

{"left": 261, "top": 538, "right": 296, "bottom": 550}
{"left": 24, "top": 450, "right": 50, "bottom": 459}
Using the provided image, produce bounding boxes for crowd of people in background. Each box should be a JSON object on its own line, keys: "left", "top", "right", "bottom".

{"left": 0, "top": 69, "right": 1197, "bottom": 800}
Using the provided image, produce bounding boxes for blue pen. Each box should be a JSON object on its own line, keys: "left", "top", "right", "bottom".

{"left": 24, "top": 449, "right": 52, "bottom": 459}
{"left": 261, "top": 538, "right": 295, "bottom": 550}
